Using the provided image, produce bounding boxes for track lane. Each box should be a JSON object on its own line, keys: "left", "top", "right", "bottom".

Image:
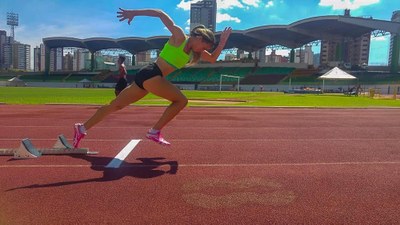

{"left": 0, "top": 105, "right": 399, "bottom": 225}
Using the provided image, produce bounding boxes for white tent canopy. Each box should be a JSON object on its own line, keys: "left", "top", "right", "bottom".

{"left": 79, "top": 78, "right": 92, "bottom": 83}
{"left": 7, "top": 77, "right": 26, "bottom": 87}
{"left": 318, "top": 67, "right": 357, "bottom": 80}
{"left": 317, "top": 67, "right": 357, "bottom": 91}
{"left": 8, "top": 77, "right": 23, "bottom": 82}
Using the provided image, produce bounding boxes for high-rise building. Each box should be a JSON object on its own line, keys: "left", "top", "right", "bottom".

{"left": 389, "top": 10, "right": 400, "bottom": 73}
{"left": 266, "top": 50, "right": 288, "bottom": 63}
{"left": 3, "top": 44, "right": 12, "bottom": 69}
{"left": 72, "top": 48, "right": 87, "bottom": 71}
{"left": 3, "top": 36, "right": 15, "bottom": 69}
{"left": 256, "top": 48, "right": 266, "bottom": 63}
{"left": 2, "top": 41, "right": 30, "bottom": 70}
{"left": 40, "top": 44, "right": 46, "bottom": 72}
{"left": 350, "top": 33, "right": 370, "bottom": 66}
{"left": 23, "top": 44, "right": 31, "bottom": 71}
{"left": 224, "top": 53, "right": 236, "bottom": 61}
{"left": 320, "top": 33, "right": 370, "bottom": 68}
{"left": 63, "top": 52, "right": 74, "bottom": 71}
{"left": 49, "top": 48, "right": 63, "bottom": 72}
{"left": 0, "top": 30, "right": 15, "bottom": 70}
{"left": 313, "top": 53, "right": 320, "bottom": 68}
{"left": 68, "top": 49, "right": 91, "bottom": 71}
{"left": 33, "top": 46, "right": 41, "bottom": 71}
{"left": 136, "top": 50, "right": 152, "bottom": 65}
{"left": 295, "top": 46, "right": 314, "bottom": 65}
{"left": 190, "top": 0, "right": 217, "bottom": 32}
{"left": 33, "top": 43, "right": 47, "bottom": 72}
{"left": 236, "top": 49, "right": 245, "bottom": 59}
{"left": 0, "top": 30, "right": 7, "bottom": 69}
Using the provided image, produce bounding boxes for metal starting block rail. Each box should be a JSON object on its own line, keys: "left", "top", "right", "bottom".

{"left": 0, "top": 134, "right": 98, "bottom": 159}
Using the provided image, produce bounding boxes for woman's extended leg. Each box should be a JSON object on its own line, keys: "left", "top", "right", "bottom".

{"left": 143, "top": 76, "right": 188, "bottom": 131}
{"left": 84, "top": 83, "right": 148, "bottom": 130}
{"left": 73, "top": 83, "right": 148, "bottom": 147}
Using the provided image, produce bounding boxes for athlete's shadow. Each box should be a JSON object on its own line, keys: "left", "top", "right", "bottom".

{"left": 7, "top": 154, "right": 178, "bottom": 191}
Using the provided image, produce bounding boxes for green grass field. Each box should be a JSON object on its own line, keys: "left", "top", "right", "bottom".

{"left": 1, "top": 87, "right": 400, "bottom": 108}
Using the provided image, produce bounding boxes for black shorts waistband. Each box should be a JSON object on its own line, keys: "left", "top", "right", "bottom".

{"left": 134, "top": 63, "right": 163, "bottom": 89}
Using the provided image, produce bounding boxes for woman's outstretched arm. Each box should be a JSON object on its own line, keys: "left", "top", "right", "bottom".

{"left": 117, "top": 8, "right": 185, "bottom": 41}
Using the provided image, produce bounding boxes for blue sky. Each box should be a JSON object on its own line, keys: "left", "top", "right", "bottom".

{"left": 1, "top": 0, "right": 399, "bottom": 66}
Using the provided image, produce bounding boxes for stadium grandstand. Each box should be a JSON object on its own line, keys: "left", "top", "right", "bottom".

{"left": 1, "top": 12, "right": 400, "bottom": 93}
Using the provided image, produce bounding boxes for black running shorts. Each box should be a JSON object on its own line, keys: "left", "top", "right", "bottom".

{"left": 134, "top": 63, "right": 163, "bottom": 90}
{"left": 115, "top": 77, "right": 128, "bottom": 92}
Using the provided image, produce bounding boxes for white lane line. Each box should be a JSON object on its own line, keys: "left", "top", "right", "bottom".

{"left": 105, "top": 139, "right": 141, "bottom": 168}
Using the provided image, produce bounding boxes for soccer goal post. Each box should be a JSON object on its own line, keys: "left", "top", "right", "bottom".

{"left": 219, "top": 74, "right": 241, "bottom": 92}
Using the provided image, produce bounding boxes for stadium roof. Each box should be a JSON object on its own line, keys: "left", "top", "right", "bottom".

{"left": 43, "top": 15, "right": 400, "bottom": 53}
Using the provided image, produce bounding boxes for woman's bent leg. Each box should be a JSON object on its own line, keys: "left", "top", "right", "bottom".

{"left": 143, "top": 76, "right": 188, "bottom": 130}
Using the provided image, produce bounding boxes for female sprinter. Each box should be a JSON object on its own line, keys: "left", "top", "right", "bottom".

{"left": 73, "top": 8, "right": 232, "bottom": 147}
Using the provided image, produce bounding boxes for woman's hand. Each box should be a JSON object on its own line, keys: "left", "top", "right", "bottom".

{"left": 117, "top": 8, "right": 136, "bottom": 25}
{"left": 200, "top": 27, "right": 232, "bottom": 63}
{"left": 218, "top": 27, "right": 232, "bottom": 46}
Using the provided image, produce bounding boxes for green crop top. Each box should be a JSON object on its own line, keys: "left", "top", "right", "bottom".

{"left": 159, "top": 39, "right": 191, "bottom": 69}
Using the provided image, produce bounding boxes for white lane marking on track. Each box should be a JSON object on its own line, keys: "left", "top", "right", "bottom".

{"left": 105, "top": 139, "right": 141, "bottom": 168}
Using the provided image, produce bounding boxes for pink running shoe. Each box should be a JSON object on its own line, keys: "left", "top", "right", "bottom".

{"left": 146, "top": 130, "right": 170, "bottom": 146}
{"left": 73, "top": 123, "right": 87, "bottom": 148}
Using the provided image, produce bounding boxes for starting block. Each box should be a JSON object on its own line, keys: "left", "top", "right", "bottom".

{"left": 0, "top": 134, "right": 98, "bottom": 159}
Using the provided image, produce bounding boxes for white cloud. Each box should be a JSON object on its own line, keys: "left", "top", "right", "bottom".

{"left": 177, "top": 0, "right": 203, "bottom": 11}
{"left": 217, "top": 12, "right": 241, "bottom": 23}
{"left": 265, "top": 1, "right": 274, "bottom": 8}
{"left": 216, "top": 0, "right": 244, "bottom": 9}
{"left": 242, "top": 0, "right": 261, "bottom": 7}
{"left": 319, "top": 0, "right": 380, "bottom": 10}
{"left": 177, "top": 0, "right": 244, "bottom": 10}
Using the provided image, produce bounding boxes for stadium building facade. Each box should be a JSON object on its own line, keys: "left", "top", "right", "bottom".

{"left": 40, "top": 9, "right": 400, "bottom": 76}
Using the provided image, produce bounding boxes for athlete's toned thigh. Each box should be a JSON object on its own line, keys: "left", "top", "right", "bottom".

{"left": 110, "top": 82, "right": 148, "bottom": 107}
{"left": 143, "top": 76, "right": 186, "bottom": 102}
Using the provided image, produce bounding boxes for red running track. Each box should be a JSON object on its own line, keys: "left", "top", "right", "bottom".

{"left": 0, "top": 105, "right": 400, "bottom": 225}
